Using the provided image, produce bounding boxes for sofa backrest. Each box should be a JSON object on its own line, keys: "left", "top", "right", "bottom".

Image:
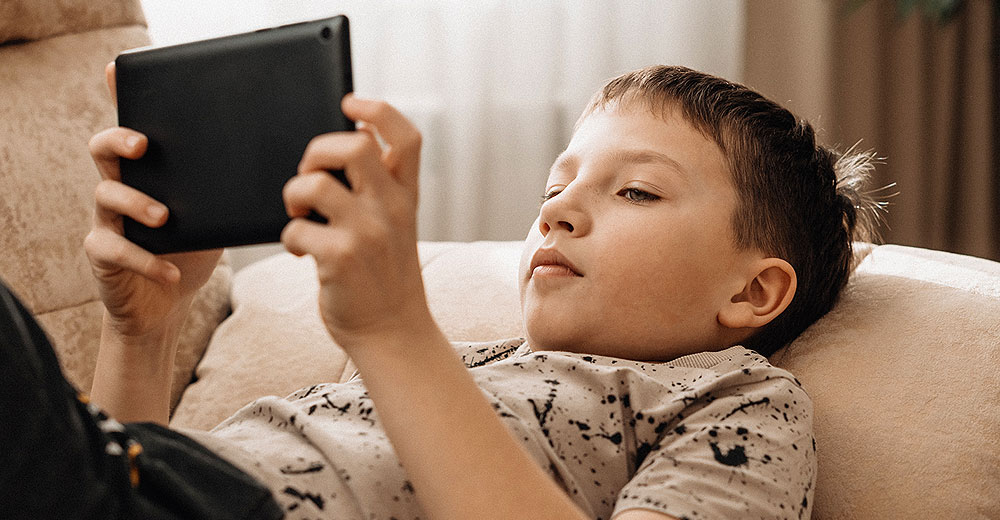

{"left": 0, "top": 0, "right": 231, "bottom": 410}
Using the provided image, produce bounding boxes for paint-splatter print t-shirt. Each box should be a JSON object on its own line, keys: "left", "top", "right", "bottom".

{"left": 186, "top": 339, "right": 815, "bottom": 520}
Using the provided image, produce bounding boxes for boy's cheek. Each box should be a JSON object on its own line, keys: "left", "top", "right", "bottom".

{"left": 518, "top": 221, "right": 544, "bottom": 281}
{"left": 523, "top": 217, "right": 543, "bottom": 244}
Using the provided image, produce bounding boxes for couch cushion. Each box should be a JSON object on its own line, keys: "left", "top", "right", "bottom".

{"left": 772, "top": 245, "right": 1000, "bottom": 519}
{"left": 170, "top": 252, "right": 346, "bottom": 430}
{"left": 418, "top": 240, "right": 524, "bottom": 341}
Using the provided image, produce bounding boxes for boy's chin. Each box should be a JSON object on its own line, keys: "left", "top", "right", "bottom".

{"left": 524, "top": 324, "right": 588, "bottom": 354}
{"left": 526, "top": 328, "right": 626, "bottom": 358}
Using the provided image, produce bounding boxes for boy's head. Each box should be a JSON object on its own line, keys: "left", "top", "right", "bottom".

{"left": 519, "top": 65, "right": 878, "bottom": 360}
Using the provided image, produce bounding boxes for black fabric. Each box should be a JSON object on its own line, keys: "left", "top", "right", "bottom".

{"left": 0, "top": 280, "right": 284, "bottom": 519}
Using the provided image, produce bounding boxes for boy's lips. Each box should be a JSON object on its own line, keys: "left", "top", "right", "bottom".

{"left": 530, "top": 247, "right": 583, "bottom": 277}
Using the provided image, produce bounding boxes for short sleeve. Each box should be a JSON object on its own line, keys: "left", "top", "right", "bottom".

{"left": 454, "top": 338, "right": 526, "bottom": 368}
{"left": 612, "top": 375, "right": 816, "bottom": 520}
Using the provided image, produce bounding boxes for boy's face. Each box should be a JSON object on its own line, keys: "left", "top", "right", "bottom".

{"left": 518, "top": 103, "right": 759, "bottom": 360}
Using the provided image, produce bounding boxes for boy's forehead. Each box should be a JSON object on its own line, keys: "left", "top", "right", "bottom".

{"left": 553, "top": 104, "right": 734, "bottom": 193}
{"left": 566, "top": 105, "right": 721, "bottom": 163}
{"left": 577, "top": 101, "right": 703, "bottom": 140}
{"left": 581, "top": 95, "right": 694, "bottom": 130}
{"left": 583, "top": 97, "right": 724, "bottom": 148}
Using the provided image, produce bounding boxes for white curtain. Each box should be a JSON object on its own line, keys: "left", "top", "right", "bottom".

{"left": 141, "top": 0, "right": 746, "bottom": 243}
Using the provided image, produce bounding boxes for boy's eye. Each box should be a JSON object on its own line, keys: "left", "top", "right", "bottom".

{"left": 541, "top": 187, "right": 563, "bottom": 203}
{"left": 619, "top": 187, "right": 659, "bottom": 203}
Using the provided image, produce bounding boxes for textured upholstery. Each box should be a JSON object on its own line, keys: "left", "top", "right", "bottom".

{"left": 0, "top": 0, "right": 146, "bottom": 43}
{"left": 0, "top": 0, "right": 232, "bottom": 410}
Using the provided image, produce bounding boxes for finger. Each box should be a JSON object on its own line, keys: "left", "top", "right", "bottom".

{"left": 281, "top": 217, "right": 351, "bottom": 260}
{"left": 297, "top": 132, "right": 386, "bottom": 192}
{"left": 89, "top": 127, "right": 148, "bottom": 181}
{"left": 85, "top": 228, "right": 180, "bottom": 284}
{"left": 283, "top": 169, "right": 354, "bottom": 221}
{"left": 342, "top": 95, "right": 421, "bottom": 182}
{"left": 94, "top": 179, "right": 168, "bottom": 229}
{"left": 342, "top": 95, "right": 418, "bottom": 153}
{"left": 106, "top": 61, "right": 117, "bottom": 106}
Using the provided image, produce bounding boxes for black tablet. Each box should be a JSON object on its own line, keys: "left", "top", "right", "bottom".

{"left": 115, "top": 15, "right": 353, "bottom": 254}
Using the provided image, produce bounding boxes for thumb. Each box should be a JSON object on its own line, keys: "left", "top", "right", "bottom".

{"left": 106, "top": 61, "right": 117, "bottom": 107}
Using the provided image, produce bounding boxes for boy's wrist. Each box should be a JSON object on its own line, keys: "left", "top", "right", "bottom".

{"left": 339, "top": 311, "right": 450, "bottom": 373}
{"left": 103, "top": 318, "right": 177, "bottom": 349}
{"left": 102, "top": 294, "right": 194, "bottom": 347}
{"left": 100, "top": 312, "right": 182, "bottom": 368}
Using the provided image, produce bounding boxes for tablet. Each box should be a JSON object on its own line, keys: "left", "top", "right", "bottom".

{"left": 115, "top": 15, "right": 353, "bottom": 254}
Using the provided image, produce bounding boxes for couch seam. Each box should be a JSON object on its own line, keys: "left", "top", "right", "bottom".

{"left": 1, "top": 21, "right": 148, "bottom": 49}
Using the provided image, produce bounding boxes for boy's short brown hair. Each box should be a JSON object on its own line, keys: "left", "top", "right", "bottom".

{"left": 583, "top": 66, "right": 882, "bottom": 356}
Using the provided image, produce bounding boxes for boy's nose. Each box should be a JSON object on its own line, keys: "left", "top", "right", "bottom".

{"left": 537, "top": 187, "right": 590, "bottom": 237}
{"left": 539, "top": 219, "right": 574, "bottom": 235}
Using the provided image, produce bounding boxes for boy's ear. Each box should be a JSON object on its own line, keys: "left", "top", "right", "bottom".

{"left": 718, "top": 258, "right": 797, "bottom": 331}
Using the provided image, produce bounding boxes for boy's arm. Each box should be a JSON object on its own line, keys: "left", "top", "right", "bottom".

{"left": 86, "top": 63, "right": 222, "bottom": 424}
{"left": 346, "top": 321, "right": 589, "bottom": 520}
{"left": 90, "top": 311, "right": 184, "bottom": 425}
{"left": 86, "top": 125, "right": 220, "bottom": 425}
{"left": 281, "top": 96, "right": 587, "bottom": 520}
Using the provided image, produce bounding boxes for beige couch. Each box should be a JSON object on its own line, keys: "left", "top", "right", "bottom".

{"left": 2, "top": 1, "right": 997, "bottom": 518}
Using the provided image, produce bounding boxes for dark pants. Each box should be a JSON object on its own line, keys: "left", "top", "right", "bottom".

{"left": 0, "top": 281, "right": 283, "bottom": 520}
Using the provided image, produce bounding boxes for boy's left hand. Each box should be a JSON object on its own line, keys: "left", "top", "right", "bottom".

{"left": 281, "top": 95, "right": 432, "bottom": 353}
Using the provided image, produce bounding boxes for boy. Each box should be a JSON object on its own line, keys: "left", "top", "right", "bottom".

{"left": 6, "top": 65, "right": 877, "bottom": 519}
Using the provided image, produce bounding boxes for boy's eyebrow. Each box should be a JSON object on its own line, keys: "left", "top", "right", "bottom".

{"left": 550, "top": 153, "right": 578, "bottom": 174}
{"left": 550, "top": 149, "right": 692, "bottom": 184}
{"left": 609, "top": 149, "right": 691, "bottom": 182}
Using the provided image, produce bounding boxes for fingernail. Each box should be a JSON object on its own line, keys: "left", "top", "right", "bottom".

{"left": 125, "top": 135, "right": 141, "bottom": 149}
{"left": 147, "top": 205, "right": 166, "bottom": 221}
{"left": 343, "top": 93, "right": 367, "bottom": 105}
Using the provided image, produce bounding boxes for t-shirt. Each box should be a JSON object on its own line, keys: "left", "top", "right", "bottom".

{"left": 185, "top": 339, "right": 815, "bottom": 520}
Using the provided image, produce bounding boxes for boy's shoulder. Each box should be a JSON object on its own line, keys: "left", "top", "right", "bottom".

{"left": 670, "top": 345, "right": 798, "bottom": 381}
{"left": 672, "top": 346, "right": 802, "bottom": 395}
{"left": 457, "top": 340, "right": 803, "bottom": 394}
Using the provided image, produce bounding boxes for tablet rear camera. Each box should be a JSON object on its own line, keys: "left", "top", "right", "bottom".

{"left": 320, "top": 26, "right": 333, "bottom": 41}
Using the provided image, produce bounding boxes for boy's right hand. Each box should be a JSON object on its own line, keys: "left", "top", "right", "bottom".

{"left": 84, "top": 63, "right": 221, "bottom": 340}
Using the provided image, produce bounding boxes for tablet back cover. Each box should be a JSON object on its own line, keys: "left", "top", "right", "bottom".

{"left": 116, "top": 16, "right": 353, "bottom": 253}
